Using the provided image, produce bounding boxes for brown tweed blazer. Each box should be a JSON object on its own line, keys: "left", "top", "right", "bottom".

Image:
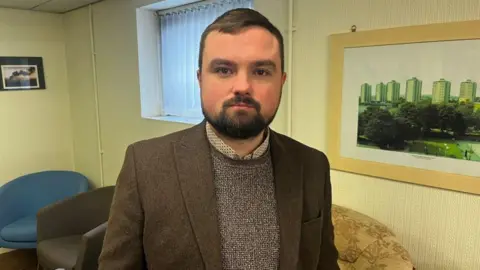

{"left": 98, "top": 120, "right": 339, "bottom": 270}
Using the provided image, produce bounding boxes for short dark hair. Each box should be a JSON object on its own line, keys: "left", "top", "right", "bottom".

{"left": 198, "top": 8, "right": 284, "bottom": 72}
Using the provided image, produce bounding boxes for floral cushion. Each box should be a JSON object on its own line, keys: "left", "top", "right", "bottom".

{"left": 332, "top": 204, "right": 415, "bottom": 270}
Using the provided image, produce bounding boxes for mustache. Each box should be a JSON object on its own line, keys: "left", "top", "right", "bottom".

{"left": 223, "top": 95, "right": 261, "bottom": 111}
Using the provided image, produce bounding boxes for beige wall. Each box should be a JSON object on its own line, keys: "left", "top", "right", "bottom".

{"left": 62, "top": 0, "right": 480, "bottom": 269}
{"left": 0, "top": 8, "right": 74, "bottom": 186}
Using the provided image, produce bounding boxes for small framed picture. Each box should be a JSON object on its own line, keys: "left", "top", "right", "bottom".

{"left": 0, "top": 57, "right": 46, "bottom": 91}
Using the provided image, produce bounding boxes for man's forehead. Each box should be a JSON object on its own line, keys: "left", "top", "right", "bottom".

{"left": 203, "top": 28, "right": 280, "bottom": 62}
{"left": 205, "top": 27, "right": 277, "bottom": 45}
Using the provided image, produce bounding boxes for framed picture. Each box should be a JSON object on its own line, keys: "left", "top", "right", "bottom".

{"left": 327, "top": 20, "right": 480, "bottom": 195}
{"left": 0, "top": 57, "right": 46, "bottom": 91}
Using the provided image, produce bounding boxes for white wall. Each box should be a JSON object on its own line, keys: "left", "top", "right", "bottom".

{"left": 0, "top": 8, "right": 74, "bottom": 185}
{"left": 292, "top": 1, "right": 480, "bottom": 269}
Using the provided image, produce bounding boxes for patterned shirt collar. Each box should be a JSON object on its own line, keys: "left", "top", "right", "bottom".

{"left": 205, "top": 122, "right": 270, "bottom": 160}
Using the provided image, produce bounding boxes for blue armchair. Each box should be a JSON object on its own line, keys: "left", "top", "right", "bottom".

{"left": 0, "top": 170, "right": 89, "bottom": 249}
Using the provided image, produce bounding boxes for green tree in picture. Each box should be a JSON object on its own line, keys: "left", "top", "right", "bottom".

{"left": 457, "top": 102, "right": 476, "bottom": 130}
{"left": 438, "top": 105, "right": 457, "bottom": 133}
{"left": 397, "top": 102, "right": 420, "bottom": 123}
{"left": 364, "top": 109, "right": 397, "bottom": 149}
{"left": 397, "top": 103, "right": 422, "bottom": 135}
{"left": 358, "top": 106, "right": 382, "bottom": 137}
{"left": 451, "top": 112, "right": 467, "bottom": 136}
{"left": 418, "top": 104, "right": 440, "bottom": 135}
{"left": 473, "top": 110, "right": 480, "bottom": 130}
{"left": 395, "top": 117, "right": 421, "bottom": 142}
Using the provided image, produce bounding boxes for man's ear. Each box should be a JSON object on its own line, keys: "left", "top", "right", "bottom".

{"left": 281, "top": 72, "right": 287, "bottom": 85}
{"left": 197, "top": 69, "right": 202, "bottom": 83}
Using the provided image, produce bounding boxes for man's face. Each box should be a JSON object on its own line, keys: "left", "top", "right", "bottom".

{"left": 198, "top": 26, "right": 286, "bottom": 140}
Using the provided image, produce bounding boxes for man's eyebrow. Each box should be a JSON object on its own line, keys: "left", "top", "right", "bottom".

{"left": 208, "top": 59, "right": 277, "bottom": 70}
{"left": 252, "top": 60, "right": 277, "bottom": 69}
{"left": 208, "top": 58, "right": 235, "bottom": 67}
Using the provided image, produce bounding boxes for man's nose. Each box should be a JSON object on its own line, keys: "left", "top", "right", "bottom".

{"left": 232, "top": 71, "right": 252, "bottom": 95}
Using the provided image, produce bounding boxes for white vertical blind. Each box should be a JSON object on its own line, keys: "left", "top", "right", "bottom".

{"left": 159, "top": 0, "right": 253, "bottom": 118}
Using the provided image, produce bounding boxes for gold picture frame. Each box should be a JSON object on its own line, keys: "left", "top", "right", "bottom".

{"left": 327, "top": 20, "right": 480, "bottom": 195}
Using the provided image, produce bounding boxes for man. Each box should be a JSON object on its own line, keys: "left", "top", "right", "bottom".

{"left": 98, "top": 8, "right": 339, "bottom": 270}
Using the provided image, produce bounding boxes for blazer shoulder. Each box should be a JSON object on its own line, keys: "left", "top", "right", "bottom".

{"left": 134, "top": 129, "right": 188, "bottom": 148}
{"left": 125, "top": 125, "right": 199, "bottom": 160}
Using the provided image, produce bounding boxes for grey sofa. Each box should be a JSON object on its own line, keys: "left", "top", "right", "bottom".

{"left": 36, "top": 185, "right": 115, "bottom": 270}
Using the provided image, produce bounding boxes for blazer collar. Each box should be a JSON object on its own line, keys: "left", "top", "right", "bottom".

{"left": 269, "top": 129, "right": 304, "bottom": 270}
{"left": 174, "top": 120, "right": 303, "bottom": 270}
{"left": 173, "top": 120, "right": 223, "bottom": 269}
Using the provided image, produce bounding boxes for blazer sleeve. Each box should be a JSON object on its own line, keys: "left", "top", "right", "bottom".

{"left": 318, "top": 154, "right": 340, "bottom": 270}
{"left": 98, "top": 145, "right": 146, "bottom": 270}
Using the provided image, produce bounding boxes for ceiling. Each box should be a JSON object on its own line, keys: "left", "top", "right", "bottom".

{"left": 0, "top": 0, "right": 104, "bottom": 13}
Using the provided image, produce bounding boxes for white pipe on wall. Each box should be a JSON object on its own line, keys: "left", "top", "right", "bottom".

{"left": 89, "top": 4, "right": 105, "bottom": 187}
{"left": 286, "top": 0, "right": 294, "bottom": 137}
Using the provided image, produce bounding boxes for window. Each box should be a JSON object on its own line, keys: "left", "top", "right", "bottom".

{"left": 157, "top": 0, "right": 253, "bottom": 121}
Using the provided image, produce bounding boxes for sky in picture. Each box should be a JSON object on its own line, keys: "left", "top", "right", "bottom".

{"left": 343, "top": 39, "right": 480, "bottom": 97}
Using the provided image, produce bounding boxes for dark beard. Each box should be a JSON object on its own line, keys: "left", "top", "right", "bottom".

{"left": 202, "top": 94, "right": 273, "bottom": 140}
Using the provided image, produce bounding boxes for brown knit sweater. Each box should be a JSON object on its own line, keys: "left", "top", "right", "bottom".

{"left": 211, "top": 147, "right": 280, "bottom": 270}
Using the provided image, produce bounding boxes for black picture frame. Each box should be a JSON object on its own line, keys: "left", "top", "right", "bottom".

{"left": 0, "top": 56, "right": 46, "bottom": 91}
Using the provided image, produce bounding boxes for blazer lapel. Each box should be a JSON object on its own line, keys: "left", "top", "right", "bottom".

{"left": 270, "top": 131, "right": 304, "bottom": 270}
{"left": 173, "top": 121, "right": 222, "bottom": 270}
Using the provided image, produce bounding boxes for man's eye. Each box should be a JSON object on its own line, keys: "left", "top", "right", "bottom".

{"left": 254, "top": 69, "right": 271, "bottom": 76}
{"left": 215, "top": 67, "right": 232, "bottom": 75}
